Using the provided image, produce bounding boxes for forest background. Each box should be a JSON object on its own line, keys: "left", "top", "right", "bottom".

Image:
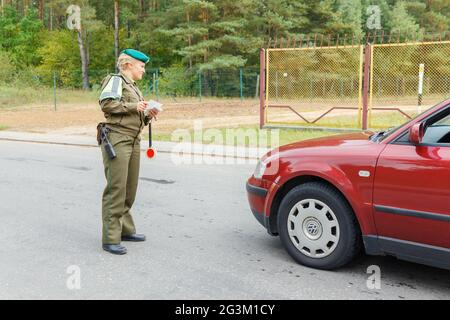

{"left": 0, "top": 0, "right": 448, "bottom": 97}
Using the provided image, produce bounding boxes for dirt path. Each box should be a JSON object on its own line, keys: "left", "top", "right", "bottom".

{"left": 0, "top": 98, "right": 431, "bottom": 135}
{"left": 0, "top": 99, "right": 260, "bottom": 135}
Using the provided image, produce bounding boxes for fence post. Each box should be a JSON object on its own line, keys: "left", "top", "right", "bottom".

{"left": 255, "top": 74, "right": 260, "bottom": 99}
{"left": 148, "top": 75, "right": 153, "bottom": 94}
{"left": 240, "top": 68, "right": 244, "bottom": 102}
{"left": 362, "top": 43, "right": 372, "bottom": 130}
{"left": 53, "top": 71, "right": 57, "bottom": 111}
{"left": 155, "top": 70, "right": 159, "bottom": 100}
{"left": 260, "top": 48, "right": 266, "bottom": 129}
{"left": 275, "top": 71, "right": 279, "bottom": 99}
{"left": 417, "top": 63, "right": 425, "bottom": 112}
{"left": 198, "top": 72, "right": 202, "bottom": 102}
{"left": 151, "top": 72, "right": 154, "bottom": 94}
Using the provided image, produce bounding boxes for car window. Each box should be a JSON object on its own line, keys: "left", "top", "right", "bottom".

{"left": 379, "top": 105, "right": 440, "bottom": 142}
{"left": 423, "top": 126, "right": 450, "bottom": 144}
{"left": 423, "top": 107, "right": 450, "bottom": 144}
{"left": 392, "top": 104, "right": 450, "bottom": 145}
{"left": 434, "top": 114, "right": 450, "bottom": 126}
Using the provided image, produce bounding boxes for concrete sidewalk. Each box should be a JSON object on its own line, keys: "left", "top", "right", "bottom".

{"left": 0, "top": 130, "right": 270, "bottom": 160}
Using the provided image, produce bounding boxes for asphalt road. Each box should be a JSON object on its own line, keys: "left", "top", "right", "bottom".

{"left": 0, "top": 140, "right": 449, "bottom": 300}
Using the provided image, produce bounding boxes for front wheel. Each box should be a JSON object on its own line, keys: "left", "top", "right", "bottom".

{"left": 278, "top": 182, "right": 362, "bottom": 270}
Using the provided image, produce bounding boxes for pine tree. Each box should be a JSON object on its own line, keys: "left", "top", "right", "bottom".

{"left": 336, "top": 0, "right": 364, "bottom": 40}
{"left": 390, "top": 1, "right": 421, "bottom": 37}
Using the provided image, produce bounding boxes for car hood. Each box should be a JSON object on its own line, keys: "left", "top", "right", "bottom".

{"left": 276, "top": 131, "right": 376, "bottom": 155}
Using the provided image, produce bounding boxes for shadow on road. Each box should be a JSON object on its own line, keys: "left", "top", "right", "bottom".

{"left": 259, "top": 235, "right": 450, "bottom": 296}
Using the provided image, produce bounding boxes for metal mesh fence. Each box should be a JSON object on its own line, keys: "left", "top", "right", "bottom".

{"left": 195, "top": 69, "right": 260, "bottom": 99}
{"left": 47, "top": 68, "right": 260, "bottom": 99}
{"left": 263, "top": 41, "right": 450, "bottom": 130}
{"left": 369, "top": 41, "right": 450, "bottom": 129}
{"left": 265, "top": 46, "right": 363, "bottom": 129}
{"left": 0, "top": 68, "right": 260, "bottom": 110}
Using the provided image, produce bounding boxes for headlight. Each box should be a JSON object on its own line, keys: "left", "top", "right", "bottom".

{"left": 253, "top": 153, "right": 279, "bottom": 179}
{"left": 253, "top": 160, "right": 267, "bottom": 179}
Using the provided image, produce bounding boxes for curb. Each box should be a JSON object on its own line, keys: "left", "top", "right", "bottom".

{"left": 0, "top": 131, "right": 269, "bottom": 160}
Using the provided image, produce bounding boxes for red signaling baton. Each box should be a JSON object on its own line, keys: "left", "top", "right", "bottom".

{"left": 144, "top": 100, "right": 162, "bottom": 159}
{"left": 147, "top": 121, "right": 155, "bottom": 158}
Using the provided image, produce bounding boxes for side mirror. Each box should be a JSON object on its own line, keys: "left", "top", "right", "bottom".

{"left": 409, "top": 122, "right": 425, "bottom": 145}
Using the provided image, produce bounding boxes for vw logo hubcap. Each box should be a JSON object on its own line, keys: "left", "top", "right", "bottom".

{"left": 302, "top": 217, "right": 323, "bottom": 240}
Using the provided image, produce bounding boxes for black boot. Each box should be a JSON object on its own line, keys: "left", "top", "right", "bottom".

{"left": 102, "top": 244, "right": 127, "bottom": 255}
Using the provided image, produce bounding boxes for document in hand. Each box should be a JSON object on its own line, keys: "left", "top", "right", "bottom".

{"left": 144, "top": 100, "right": 163, "bottom": 116}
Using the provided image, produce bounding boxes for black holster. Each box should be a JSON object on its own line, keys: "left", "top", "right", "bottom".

{"left": 97, "top": 123, "right": 117, "bottom": 160}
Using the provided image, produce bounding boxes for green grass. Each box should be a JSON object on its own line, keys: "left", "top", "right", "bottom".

{"left": 0, "top": 124, "right": 8, "bottom": 131}
{"left": 268, "top": 109, "right": 419, "bottom": 131}
{"left": 367, "top": 112, "right": 417, "bottom": 129}
{"left": 145, "top": 126, "right": 343, "bottom": 148}
{"left": 0, "top": 85, "right": 100, "bottom": 109}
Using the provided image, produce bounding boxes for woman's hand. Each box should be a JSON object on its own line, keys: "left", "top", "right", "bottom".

{"left": 147, "top": 108, "right": 159, "bottom": 120}
{"left": 137, "top": 101, "right": 148, "bottom": 112}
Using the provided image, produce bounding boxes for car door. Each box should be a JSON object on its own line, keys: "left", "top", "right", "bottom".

{"left": 373, "top": 108, "right": 450, "bottom": 250}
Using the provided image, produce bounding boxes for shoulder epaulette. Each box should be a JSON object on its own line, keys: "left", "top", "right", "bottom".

{"left": 99, "top": 75, "right": 123, "bottom": 101}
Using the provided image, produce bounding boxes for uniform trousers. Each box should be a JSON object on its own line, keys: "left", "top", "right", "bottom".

{"left": 101, "top": 130, "right": 140, "bottom": 244}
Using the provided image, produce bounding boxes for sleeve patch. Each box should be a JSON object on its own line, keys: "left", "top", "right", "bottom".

{"left": 99, "top": 76, "right": 123, "bottom": 101}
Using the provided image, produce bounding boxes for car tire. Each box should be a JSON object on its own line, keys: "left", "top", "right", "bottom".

{"left": 278, "top": 182, "right": 362, "bottom": 270}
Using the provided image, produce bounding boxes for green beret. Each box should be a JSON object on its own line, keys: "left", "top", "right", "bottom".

{"left": 121, "top": 48, "right": 151, "bottom": 63}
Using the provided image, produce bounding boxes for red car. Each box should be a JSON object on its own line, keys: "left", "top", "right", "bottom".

{"left": 247, "top": 98, "right": 450, "bottom": 270}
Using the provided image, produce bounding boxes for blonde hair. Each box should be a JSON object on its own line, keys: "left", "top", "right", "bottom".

{"left": 116, "top": 53, "right": 139, "bottom": 72}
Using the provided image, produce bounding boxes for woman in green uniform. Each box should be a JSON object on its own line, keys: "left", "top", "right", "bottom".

{"left": 98, "top": 49, "right": 158, "bottom": 255}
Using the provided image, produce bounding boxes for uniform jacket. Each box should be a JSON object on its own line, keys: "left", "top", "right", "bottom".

{"left": 99, "top": 72, "right": 151, "bottom": 139}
